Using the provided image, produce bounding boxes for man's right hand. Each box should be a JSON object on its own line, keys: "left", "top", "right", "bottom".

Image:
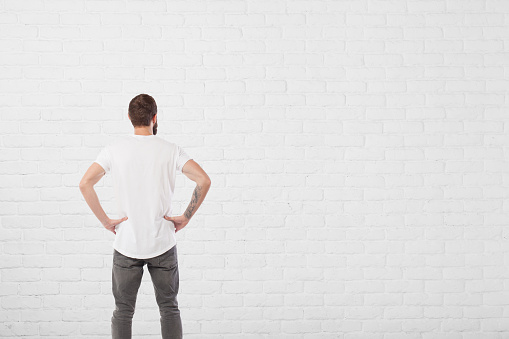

{"left": 164, "top": 215, "right": 190, "bottom": 233}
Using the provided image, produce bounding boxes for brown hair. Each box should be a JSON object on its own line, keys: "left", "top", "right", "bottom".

{"left": 128, "top": 94, "right": 157, "bottom": 127}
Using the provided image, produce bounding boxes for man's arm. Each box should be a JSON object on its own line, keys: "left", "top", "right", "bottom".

{"left": 79, "top": 163, "right": 127, "bottom": 234}
{"left": 164, "top": 159, "right": 211, "bottom": 232}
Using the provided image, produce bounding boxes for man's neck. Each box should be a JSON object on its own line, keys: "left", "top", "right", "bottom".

{"left": 133, "top": 128, "right": 153, "bottom": 136}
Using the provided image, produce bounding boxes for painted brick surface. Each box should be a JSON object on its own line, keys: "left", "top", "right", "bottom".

{"left": 1, "top": 0, "right": 509, "bottom": 338}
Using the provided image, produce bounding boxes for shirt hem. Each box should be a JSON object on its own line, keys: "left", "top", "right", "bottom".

{"left": 113, "top": 242, "right": 176, "bottom": 260}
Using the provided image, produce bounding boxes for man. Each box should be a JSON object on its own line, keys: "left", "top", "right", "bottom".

{"left": 79, "top": 93, "right": 211, "bottom": 339}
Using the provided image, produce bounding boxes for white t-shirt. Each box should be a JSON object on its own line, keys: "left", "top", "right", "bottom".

{"left": 93, "top": 134, "right": 192, "bottom": 259}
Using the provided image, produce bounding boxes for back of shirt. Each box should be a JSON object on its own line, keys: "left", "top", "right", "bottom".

{"left": 94, "top": 134, "right": 192, "bottom": 259}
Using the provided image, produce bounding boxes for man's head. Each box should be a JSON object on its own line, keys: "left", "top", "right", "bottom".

{"left": 128, "top": 94, "right": 158, "bottom": 135}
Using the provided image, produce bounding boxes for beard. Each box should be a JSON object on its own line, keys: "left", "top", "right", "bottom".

{"left": 153, "top": 120, "right": 158, "bottom": 135}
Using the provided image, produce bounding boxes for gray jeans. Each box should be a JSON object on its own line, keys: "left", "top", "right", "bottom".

{"left": 111, "top": 245, "right": 182, "bottom": 339}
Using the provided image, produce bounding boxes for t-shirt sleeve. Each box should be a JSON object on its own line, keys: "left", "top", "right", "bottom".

{"left": 94, "top": 146, "right": 112, "bottom": 174}
{"left": 176, "top": 145, "right": 192, "bottom": 174}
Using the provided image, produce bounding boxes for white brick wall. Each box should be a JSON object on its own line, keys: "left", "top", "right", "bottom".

{"left": 1, "top": 0, "right": 508, "bottom": 337}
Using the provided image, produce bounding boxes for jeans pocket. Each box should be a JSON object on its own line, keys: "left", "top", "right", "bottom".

{"left": 113, "top": 249, "right": 135, "bottom": 269}
{"left": 160, "top": 246, "right": 178, "bottom": 269}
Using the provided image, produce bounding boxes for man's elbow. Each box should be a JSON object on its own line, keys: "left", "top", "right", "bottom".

{"left": 79, "top": 180, "right": 92, "bottom": 191}
{"left": 79, "top": 182, "right": 86, "bottom": 191}
{"left": 200, "top": 175, "right": 211, "bottom": 187}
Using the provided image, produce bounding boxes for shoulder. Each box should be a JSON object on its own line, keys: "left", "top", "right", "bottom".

{"left": 153, "top": 136, "right": 178, "bottom": 150}
{"left": 155, "top": 136, "right": 184, "bottom": 150}
{"left": 107, "top": 135, "right": 132, "bottom": 148}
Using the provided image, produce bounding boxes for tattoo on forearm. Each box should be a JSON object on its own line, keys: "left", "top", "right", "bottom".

{"left": 184, "top": 184, "right": 202, "bottom": 220}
